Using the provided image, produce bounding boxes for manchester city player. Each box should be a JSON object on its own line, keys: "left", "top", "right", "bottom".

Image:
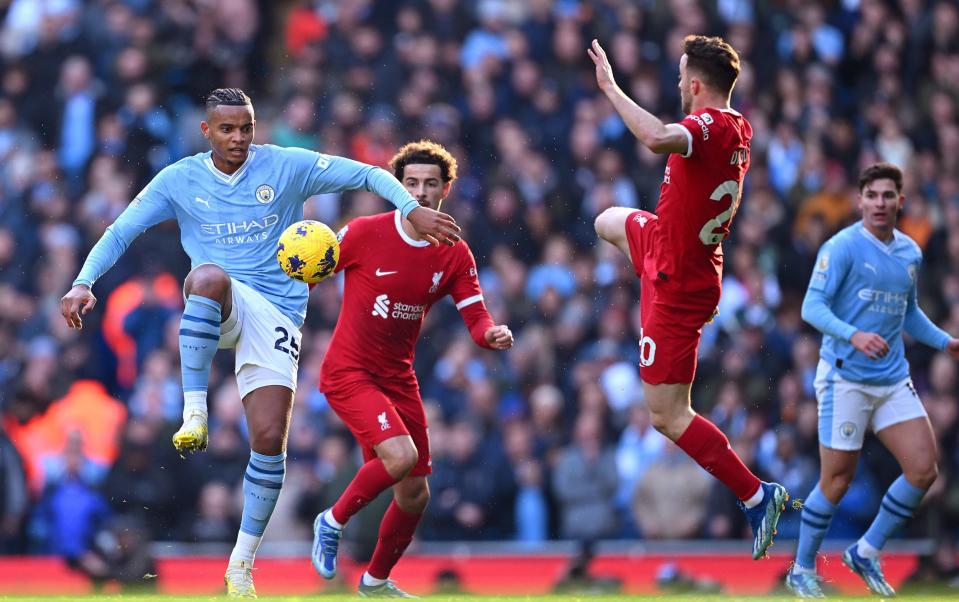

{"left": 786, "top": 163, "right": 959, "bottom": 598}
{"left": 59, "top": 88, "right": 460, "bottom": 597}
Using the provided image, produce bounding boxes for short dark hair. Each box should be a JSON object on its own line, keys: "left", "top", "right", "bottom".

{"left": 683, "top": 35, "right": 741, "bottom": 97}
{"left": 204, "top": 88, "right": 252, "bottom": 112}
{"left": 389, "top": 139, "right": 458, "bottom": 182}
{"left": 858, "top": 162, "right": 903, "bottom": 194}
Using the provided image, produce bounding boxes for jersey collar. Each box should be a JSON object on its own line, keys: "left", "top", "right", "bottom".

{"left": 394, "top": 210, "right": 431, "bottom": 247}
{"left": 856, "top": 221, "right": 900, "bottom": 253}
{"left": 203, "top": 146, "right": 257, "bottom": 186}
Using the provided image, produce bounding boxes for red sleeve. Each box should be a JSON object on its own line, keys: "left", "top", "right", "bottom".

{"left": 675, "top": 109, "right": 723, "bottom": 160}
{"left": 448, "top": 246, "right": 494, "bottom": 349}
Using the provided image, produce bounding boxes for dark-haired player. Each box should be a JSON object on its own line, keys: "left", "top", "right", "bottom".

{"left": 59, "top": 89, "right": 460, "bottom": 597}
{"left": 311, "top": 140, "right": 512, "bottom": 597}
{"left": 786, "top": 163, "right": 959, "bottom": 598}
{"left": 589, "top": 36, "right": 788, "bottom": 559}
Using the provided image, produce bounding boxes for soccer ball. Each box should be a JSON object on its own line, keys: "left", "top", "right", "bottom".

{"left": 276, "top": 220, "right": 340, "bottom": 283}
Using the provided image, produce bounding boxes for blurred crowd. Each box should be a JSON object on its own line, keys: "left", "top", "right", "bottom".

{"left": 1, "top": 0, "right": 959, "bottom": 586}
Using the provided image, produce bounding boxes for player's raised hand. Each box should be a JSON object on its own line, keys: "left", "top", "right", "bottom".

{"left": 946, "top": 338, "right": 959, "bottom": 360}
{"left": 851, "top": 331, "right": 889, "bottom": 360}
{"left": 587, "top": 39, "right": 618, "bottom": 94}
{"left": 485, "top": 325, "right": 513, "bottom": 350}
{"left": 407, "top": 206, "right": 461, "bottom": 247}
{"left": 60, "top": 284, "right": 97, "bottom": 330}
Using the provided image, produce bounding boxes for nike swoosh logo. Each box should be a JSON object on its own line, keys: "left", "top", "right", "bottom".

{"left": 375, "top": 269, "right": 398, "bottom": 276}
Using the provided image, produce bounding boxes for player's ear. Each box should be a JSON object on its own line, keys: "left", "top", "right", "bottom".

{"left": 442, "top": 181, "right": 453, "bottom": 199}
{"left": 200, "top": 121, "right": 210, "bottom": 139}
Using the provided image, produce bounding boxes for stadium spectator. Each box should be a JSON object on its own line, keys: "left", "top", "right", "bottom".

{"left": 552, "top": 411, "right": 618, "bottom": 541}
{"left": 0, "top": 1, "right": 956, "bottom": 574}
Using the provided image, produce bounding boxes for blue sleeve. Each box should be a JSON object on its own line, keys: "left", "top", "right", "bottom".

{"left": 801, "top": 288, "right": 858, "bottom": 342}
{"left": 73, "top": 169, "right": 176, "bottom": 287}
{"left": 903, "top": 279, "right": 951, "bottom": 351}
{"left": 297, "top": 150, "right": 419, "bottom": 217}
{"left": 802, "top": 239, "right": 857, "bottom": 341}
{"left": 807, "top": 238, "right": 848, "bottom": 296}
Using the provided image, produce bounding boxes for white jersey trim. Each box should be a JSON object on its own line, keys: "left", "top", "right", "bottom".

{"left": 857, "top": 224, "right": 895, "bottom": 255}
{"left": 203, "top": 146, "right": 257, "bottom": 185}
{"left": 671, "top": 123, "right": 694, "bottom": 158}
{"left": 394, "top": 210, "right": 431, "bottom": 248}
{"left": 456, "top": 294, "right": 483, "bottom": 310}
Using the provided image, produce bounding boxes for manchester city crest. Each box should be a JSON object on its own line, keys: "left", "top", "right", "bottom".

{"left": 256, "top": 184, "right": 275, "bottom": 204}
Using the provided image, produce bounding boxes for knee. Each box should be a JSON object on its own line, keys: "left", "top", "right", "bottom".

{"left": 906, "top": 463, "right": 939, "bottom": 491}
{"left": 185, "top": 265, "right": 230, "bottom": 299}
{"left": 402, "top": 483, "right": 430, "bottom": 514}
{"left": 250, "top": 424, "right": 287, "bottom": 457}
{"left": 648, "top": 408, "right": 689, "bottom": 440}
{"left": 381, "top": 442, "right": 419, "bottom": 480}
{"left": 821, "top": 471, "right": 855, "bottom": 501}
{"left": 649, "top": 410, "right": 671, "bottom": 435}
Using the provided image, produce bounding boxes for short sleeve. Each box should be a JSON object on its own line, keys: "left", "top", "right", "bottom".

{"left": 674, "top": 110, "right": 722, "bottom": 159}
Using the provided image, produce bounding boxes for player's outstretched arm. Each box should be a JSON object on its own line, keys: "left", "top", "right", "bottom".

{"left": 62, "top": 174, "right": 175, "bottom": 329}
{"left": 594, "top": 207, "right": 633, "bottom": 256}
{"left": 588, "top": 39, "right": 689, "bottom": 155}
{"left": 302, "top": 151, "right": 461, "bottom": 246}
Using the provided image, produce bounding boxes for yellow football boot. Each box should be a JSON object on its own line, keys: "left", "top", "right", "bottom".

{"left": 225, "top": 561, "right": 256, "bottom": 598}
{"left": 172, "top": 412, "right": 208, "bottom": 453}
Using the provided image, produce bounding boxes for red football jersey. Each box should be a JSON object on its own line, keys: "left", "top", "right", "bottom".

{"left": 652, "top": 107, "right": 752, "bottom": 293}
{"left": 321, "top": 210, "right": 490, "bottom": 386}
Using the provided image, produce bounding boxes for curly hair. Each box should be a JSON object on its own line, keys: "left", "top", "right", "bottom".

{"left": 683, "top": 35, "right": 741, "bottom": 97}
{"left": 388, "top": 139, "right": 458, "bottom": 183}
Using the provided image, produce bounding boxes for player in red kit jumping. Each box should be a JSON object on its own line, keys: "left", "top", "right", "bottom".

{"left": 589, "top": 36, "right": 788, "bottom": 559}
{"left": 311, "top": 140, "right": 513, "bottom": 597}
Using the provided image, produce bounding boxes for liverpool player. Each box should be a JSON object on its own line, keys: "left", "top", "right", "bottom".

{"left": 311, "top": 140, "right": 513, "bottom": 596}
{"left": 589, "top": 36, "right": 788, "bottom": 559}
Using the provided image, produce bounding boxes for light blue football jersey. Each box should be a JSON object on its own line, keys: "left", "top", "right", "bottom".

{"left": 804, "top": 221, "right": 948, "bottom": 384}
{"left": 75, "top": 144, "right": 419, "bottom": 326}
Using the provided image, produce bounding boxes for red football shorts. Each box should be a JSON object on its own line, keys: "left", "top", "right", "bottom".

{"left": 323, "top": 376, "right": 431, "bottom": 476}
{"left": 625, "top": 210, "right": 720, "bottom": 385}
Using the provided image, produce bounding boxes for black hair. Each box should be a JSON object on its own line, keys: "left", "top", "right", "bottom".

{"left": 204, "top": 88, "right": 252, "bottom": 112}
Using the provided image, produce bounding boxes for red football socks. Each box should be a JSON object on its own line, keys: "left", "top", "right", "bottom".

{"left": 366, "top": 500, "right": 423, "bottom": 579}
{"left": 331, "top": 458, "right": 398, "bottom": 525}
{"left": 675, "top": 414, "right": 761, "bottom": 501}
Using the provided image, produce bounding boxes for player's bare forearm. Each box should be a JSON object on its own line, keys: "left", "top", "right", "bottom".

{"left": 589, "top": 39, "right": 687, "bottom": 155}
{"left": 603, "top": 87, "right": 676, "bottom": 152}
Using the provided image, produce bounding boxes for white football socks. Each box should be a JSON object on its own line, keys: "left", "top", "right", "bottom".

{"left": 743, "top": 484, "right": 765, "bottom": 509}
{"left": 229, "top": 531, "right": 261, "bottom": 567}
{"left": 183, "top": 390, "right": 208, "bottom": 422}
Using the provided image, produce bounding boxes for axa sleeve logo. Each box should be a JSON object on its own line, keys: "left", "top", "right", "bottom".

{"left": 372, "top": 294, "right": 391, "bottom": 318}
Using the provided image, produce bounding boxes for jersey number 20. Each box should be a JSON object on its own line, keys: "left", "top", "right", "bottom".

{"left": 698, "top": 180, "right": 742, "bottom": 245}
